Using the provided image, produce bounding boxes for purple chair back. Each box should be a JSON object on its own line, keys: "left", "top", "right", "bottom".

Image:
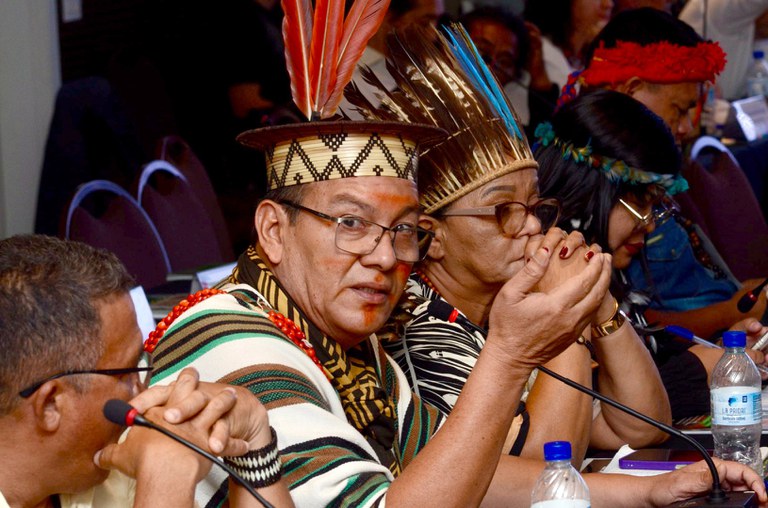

{"left": 688, "top": 137, "right": 768, "bottom": 280}
{"left": 137, "top": 160, "right": 228, "bottom": 273}
{"left": 156, "top": 135, "right": 234, "bottom": 261}
{"left": 65, "top": 180, "right": 171, "bottom": 289}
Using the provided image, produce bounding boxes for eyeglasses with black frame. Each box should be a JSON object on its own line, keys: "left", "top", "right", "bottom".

{"left": 18, "top": 350, "right": 153, "bottom": 398}
{"left": 618, "top": 195, "right": 680, "bottom": 232}
{"left": 438, "top": 198, "right": 561, "bottom": 237}
{"left": 280, "top": 200, "right": 435, "bottom": 263}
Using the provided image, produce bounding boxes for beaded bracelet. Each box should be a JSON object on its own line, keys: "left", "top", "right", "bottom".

{"left": 223, "top": 427, "right": 282, "bottom": 488}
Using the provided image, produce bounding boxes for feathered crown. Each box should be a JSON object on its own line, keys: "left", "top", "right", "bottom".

{"left": 236, "top": 0, "right": 444, "bottom": 190}
{"left": 345, "top": 23, "right": 535, "bottom": 213}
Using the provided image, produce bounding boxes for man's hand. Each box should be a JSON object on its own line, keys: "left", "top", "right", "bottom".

{"left": 129, "top": 368, "right": 272, "bottom": 454}
{"left": 648, "top": 458, "right": 767, "bottom": 506}
{"left": 94, "top": 368, "right": 273, "bottom": 479}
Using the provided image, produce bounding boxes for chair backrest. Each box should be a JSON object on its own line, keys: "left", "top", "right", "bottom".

{"left": 687, "top": 136, "right": 768, "bottom": 280}
{"left": 137, "top": 160, "right": 229, "bottom": 273}
{"left": 65, "top": 180, "right": 171, "bottom": 289}
{"left": 36, "top": 77, "right": 145, "bottom": 237}
{"left": 156, "top": 135, "right": 234, "bottom": 261}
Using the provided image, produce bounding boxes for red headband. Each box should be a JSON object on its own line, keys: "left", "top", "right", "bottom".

{"left": 580, "top": 40, "right": 727, "bottom": 86}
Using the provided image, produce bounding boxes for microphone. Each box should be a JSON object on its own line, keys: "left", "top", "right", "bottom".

{"left": 103, "top": 399, "right": 275, "bottom": 508}
{"left": 426, "top": 299, "right": 757, "bottom": 507}
{"left": 737, "top": 278, "right": 768, "bottom": 313}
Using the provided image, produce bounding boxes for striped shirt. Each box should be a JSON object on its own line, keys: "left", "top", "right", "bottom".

{"left": 383, "top": 276, "right": 529, "bottom": 453}
{"left": 150, "top": 284, "right": 444, "bottom": 507}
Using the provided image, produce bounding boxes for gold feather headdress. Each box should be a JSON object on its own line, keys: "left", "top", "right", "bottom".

{"left": 345, "top": 23, "right": 536, "bottom": 213}
{"left": 236, "top": 0, "right": 445, "bottom": 191}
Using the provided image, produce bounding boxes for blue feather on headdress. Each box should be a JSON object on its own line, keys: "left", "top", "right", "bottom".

{"left": 442, "top": 23, "right": 523, "bottom": 140}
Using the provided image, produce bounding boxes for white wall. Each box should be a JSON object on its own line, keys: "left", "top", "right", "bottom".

{"left": 0, "top": 1, "right": 60, "bottom": 238}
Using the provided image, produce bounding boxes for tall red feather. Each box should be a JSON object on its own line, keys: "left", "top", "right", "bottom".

{"left": 281, "top": 0, "right": 314, "bottom": 119}
{"left": 308, "top": 0, "right": 344, "bottom": 118}
{"left": 323, "top": 0, "right": 391, "bottom": 115}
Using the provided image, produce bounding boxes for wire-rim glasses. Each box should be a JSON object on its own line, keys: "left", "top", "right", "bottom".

{"left": 280, "top": 200, "right": 435, "bottom": 263}
{"left": 439, "top": 198, "right": 561, "bottom": 236}
{"left": 618, "top": 196, "right": 680, "bottom": 232}
{"left": 18, "top": 350, "right": 153, "bottom": 398}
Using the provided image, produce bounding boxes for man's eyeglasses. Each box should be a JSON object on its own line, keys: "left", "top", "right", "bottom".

{"left": 618, "top": 196, "right": 680, "bottom": 232}
{"left": 280, "top": 201, "right": 435, "bottom": 263}
{"left": 18, "top": 350, "right": 153, "bottom": 398}
{"left": 439, "top": 198, "right": 561, "bottom": 237}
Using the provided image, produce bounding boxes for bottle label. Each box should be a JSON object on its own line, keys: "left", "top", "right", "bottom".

{"left": 531, "top": 501, "right": 590, "bottom": 508}
{"left": 711, "top": 387, "right": 761, "bottom": 425}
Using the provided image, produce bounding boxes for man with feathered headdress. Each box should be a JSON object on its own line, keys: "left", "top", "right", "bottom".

{"left": 135, "top": 1, "right": 618, "bottom": 506}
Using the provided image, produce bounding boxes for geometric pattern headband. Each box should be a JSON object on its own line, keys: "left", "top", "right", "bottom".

{"left": 534, "top": 122, "right": 689, "bottom": 195}
{"left": 237, "top": 121, "right": 445, "bottom": 190}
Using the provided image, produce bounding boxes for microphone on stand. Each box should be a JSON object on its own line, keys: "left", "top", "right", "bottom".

{"left": 103, "top": 399, "right": 275, "bottom": 508}
{"left": 737, "top": 278, "right": 768, "bottom": 313}
{"left": 426, "top": 299, "right": 758, "bottom": 507}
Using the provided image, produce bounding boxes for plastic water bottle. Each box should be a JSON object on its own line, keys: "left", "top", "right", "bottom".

{"left": 710, "top": 330, "right": 763, "bottom": 475}
{"left": 530, "top": 441, "right": 590, "bottom": 508}
{"left": 745, "top": 50, "right": 768, "bottom": 97}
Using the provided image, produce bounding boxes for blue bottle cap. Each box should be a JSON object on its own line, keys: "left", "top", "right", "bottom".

{"left": 543, "top": 441, "right": 572, "bottom": 461}
{"left": 722, "top": 330, "right": 747, "bottom": 348}
{"left": 755, "top": 50, "right": 765, "bottom": 59}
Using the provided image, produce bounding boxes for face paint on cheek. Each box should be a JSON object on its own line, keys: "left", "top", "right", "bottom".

{"left": 362, "top": 306, "right": 384, "bottom": 327}
{"left": 395, "top": 263, "right": 411, "bottom": 284}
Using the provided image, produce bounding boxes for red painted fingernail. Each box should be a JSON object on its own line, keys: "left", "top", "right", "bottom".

{"left": 559, "top": 246, "right": 568, "bottom": 258}
{"left": 585, "top": 250, "right": 595, "bottom": 261}
{"left": 542, "top": 247, "right": 549, "bottom": 253}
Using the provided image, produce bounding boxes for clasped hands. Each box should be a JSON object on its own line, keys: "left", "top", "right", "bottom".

{"left": 95, "top": 367, "right": 271, "bottom": 482}
{"left": 485, "top": 227, "right": 613, "bottom": 371}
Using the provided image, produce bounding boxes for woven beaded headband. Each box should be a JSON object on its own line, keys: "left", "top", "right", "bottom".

{"left": 533, "top": 122, "right": 689, "bottom": 195}
{"left": 237, "top": 121, "right": 444, "bottom": 190}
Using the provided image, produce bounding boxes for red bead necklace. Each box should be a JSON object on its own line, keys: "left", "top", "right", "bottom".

{"left": 414, "top": 268, "right": 441, "bottom": 297}
{"left": 144, "top": 289, "right": 325, "bottom": 376}
{"left": 144, "top": 288, "right": 226, "bottom": 353}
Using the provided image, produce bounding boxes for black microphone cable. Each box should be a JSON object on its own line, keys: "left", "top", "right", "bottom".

{"left": 425, "top": 299, "right": 741, "bottom": 504}
{"left": 103, "top": 399, "right": 275, "bottom": 508}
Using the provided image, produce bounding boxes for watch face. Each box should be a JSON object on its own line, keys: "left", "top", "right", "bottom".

{"left": 593, "top": 312, "right": 626, "bottom": 337}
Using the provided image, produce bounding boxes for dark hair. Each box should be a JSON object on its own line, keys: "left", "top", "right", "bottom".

{"left": 260, "top": 184, "right": 309, "bottom": 223}
{"left": 585, "top": 7, "right": 703, "bottom": 65}
{"left": 0, "top": 235, "right": 134, "bottom": 414}
{"left": 459, "top": 6, "right": 530, "bottom": 74}
{"left": 524, "top": 0, "right": 572, "bottom": 50}
{"left": 536, "top": 90, "right": 681, "bottom": 251}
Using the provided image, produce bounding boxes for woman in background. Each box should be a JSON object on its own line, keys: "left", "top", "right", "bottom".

{"left": 536, "top": 89, "right": 768, "bottom": 420}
